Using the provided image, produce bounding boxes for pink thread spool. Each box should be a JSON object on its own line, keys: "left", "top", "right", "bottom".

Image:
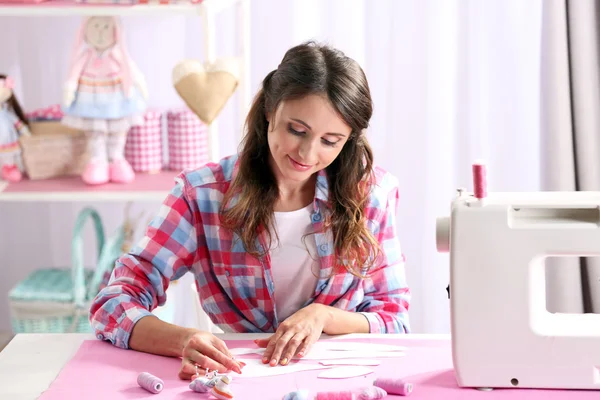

{"left": 284, "top": 387, "right": 386, "bottom": 400}
{"left": 315, "top": 392, "right": 355, "bottom": 400}
{"left": 137, "top": 372, "right": 164, "bottom": 394}
{"left": 472, "top": 160, "right": 487, "bottom": 199}
{"left": 373, "top": 378, "right": 413, "bottom": 396}
{"left": 356, "top": 386, "right": 387, "bottom": 399}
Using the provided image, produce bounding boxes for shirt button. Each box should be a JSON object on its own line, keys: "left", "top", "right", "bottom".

{"left": 225, "top": 270, "right": 231, "bottom": 277}
{"left": 312, "top": 213, "right": 322, "bottom": 222}
{"left": 97, "top": 334, "right": 104, "bottom": 340}
{"left": 320, "top": 244, "right": 328, "bottom": 252}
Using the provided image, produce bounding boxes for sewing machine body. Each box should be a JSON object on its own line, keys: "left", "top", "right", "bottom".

{"left": 436, "top": 189, "right": 600, "bottom": 390}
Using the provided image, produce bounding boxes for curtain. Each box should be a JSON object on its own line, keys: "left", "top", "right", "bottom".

{"left": 0, "top": 0, "right": 544, "bottom": 334}
{"left": 541, "top": 0, "right": 600, "bottom": 314}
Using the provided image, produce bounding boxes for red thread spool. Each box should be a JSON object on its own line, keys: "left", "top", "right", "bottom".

{"left": 373, "top": 378, "right": 413, "bottom": 396}
{"left": 472, "top": 161, "right": 487, "bottom": 199}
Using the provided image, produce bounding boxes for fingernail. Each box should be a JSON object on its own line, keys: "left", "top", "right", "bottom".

{"left": 270, "top": 359, "right": 277, "bottom": 366}
{"left": 281, "top": 358, "right": 288, "bottom": 365}
{"left": 298, "top": 352, "right": 304, "bottom": 357}
{"left": 262, "top": 357, "right": 268, "bottom": 363}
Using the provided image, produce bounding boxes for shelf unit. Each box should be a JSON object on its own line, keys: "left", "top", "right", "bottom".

{"left": 0, "top": 0, "right": 251, "bottom": 201}
{"left": 0, "top": 2, "right": 250, "bottom": 333}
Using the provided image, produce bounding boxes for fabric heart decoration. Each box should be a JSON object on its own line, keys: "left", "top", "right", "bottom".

{"left": 172, "top": 57, "right": 239, "bottom": 125}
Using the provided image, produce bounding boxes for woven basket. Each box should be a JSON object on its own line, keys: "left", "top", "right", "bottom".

{"left": 19, "top": 121, "right": 90, "bottom": 180}
{"left": 8, "top": 208, "right": 125, "bottom": 334}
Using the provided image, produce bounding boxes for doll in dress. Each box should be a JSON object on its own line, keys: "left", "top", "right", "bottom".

{"left": 0, "top": 74, "right": 31, "bottom": 183}
{"left": 61, "top": 16, "right": 148, "bottom": 185}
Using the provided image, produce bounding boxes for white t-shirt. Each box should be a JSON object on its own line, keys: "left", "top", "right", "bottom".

{"left": 269, "top": 203, "right": 320, "bottom": 322}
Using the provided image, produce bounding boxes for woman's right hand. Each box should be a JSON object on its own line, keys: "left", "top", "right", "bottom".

{"left": 179, "top": 331, "right": 244, "bottom": 380}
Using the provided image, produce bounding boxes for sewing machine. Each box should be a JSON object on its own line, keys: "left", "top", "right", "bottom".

{"left": 435, "top": 161, "right": 600, "bottom": 391}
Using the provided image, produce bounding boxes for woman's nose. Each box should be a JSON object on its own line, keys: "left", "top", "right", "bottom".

{"left": 298, "top": 139, "right": 317, "bottom": 162}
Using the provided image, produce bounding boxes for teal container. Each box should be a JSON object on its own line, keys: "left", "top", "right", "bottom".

{"left": 8, "top": 207, "right": 125, "bottom": 334}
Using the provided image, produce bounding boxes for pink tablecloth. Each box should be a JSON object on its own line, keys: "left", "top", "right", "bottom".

{"left": 37, "top": 337, "right": 599, "bottom": 399}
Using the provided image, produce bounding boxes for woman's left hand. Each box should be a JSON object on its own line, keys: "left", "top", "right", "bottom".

{"left": 255, "top": 303, "right": 330, "bottom": 366}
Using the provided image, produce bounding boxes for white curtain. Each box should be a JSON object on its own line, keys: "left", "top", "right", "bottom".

{"left": 0, "top": 0, "right": 543, "bottom": 334}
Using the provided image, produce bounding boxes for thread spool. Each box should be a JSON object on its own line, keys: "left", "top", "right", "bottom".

{"left": 472, "top": 161, "right": 487, "bottom": 199}
{"left": 373, "top": 378, "right": 413, "bottom": 396}
{"left": 315, "top": 392, "right": 355, "bottom": 400}
{"left": 282, "top": 389, "right": 311, "bottom": 400}
{"left": 356, "top": 386, "right": 387, "bottom": 400}
{"left": 137, "top": 372, "right": 163, "bottom": 394}
{"left": 282, "top": 388, "right": 386, "bottom": 400}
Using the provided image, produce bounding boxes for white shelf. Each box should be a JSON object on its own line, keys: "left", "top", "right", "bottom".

{"left": 0, "top": 190, "right": 169, "bottom": 202}
{"left": 0, "top": 171, "right": 175, "bottom": 202}
{"left": 0, "top": 0, "right": 240, "bottom": 17}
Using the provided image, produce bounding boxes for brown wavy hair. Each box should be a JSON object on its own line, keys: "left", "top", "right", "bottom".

{"left": 0, "top": 74, "right": 29, "bottom": 128}
{"left": 219, "top": 41, "right": 380, "bottom": 277}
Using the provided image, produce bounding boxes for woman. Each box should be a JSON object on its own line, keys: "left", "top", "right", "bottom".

{"left": 89, "top": 41, "right": 411, "bottom": 381}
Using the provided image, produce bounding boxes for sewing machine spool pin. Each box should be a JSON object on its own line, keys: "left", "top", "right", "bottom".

{"left": 435, "top": 160, "right": 600, "bottom": 391}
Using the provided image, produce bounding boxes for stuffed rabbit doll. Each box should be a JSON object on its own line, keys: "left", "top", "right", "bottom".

{"left": 0, "top": 75, "right": 31, "bottom": 183}
{"left": 62, "top": 16, "right": 148, "bottom": 185}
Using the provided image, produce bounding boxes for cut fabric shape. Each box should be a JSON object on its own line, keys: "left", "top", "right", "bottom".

{"left": 317, "top": 341, "right": 406, "bottom": 352}
{"left": 317, "top": 366, "right": 374, "bottom": 379}
{"left": 319, "top": 359, "right": 381, "bottom": 366}
{"left": 231, "top": 341, "right": 406, "bottom": 361}
{"left": 293, "top": 350, "right": 405, "bottom": 360}
{"left": 231, "top": 358, "right": 330, "bottom": 378}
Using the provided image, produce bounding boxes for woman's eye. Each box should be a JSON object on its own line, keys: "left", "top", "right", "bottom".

{"left": 287, "top": 125, "right": 305, "bottom": 135}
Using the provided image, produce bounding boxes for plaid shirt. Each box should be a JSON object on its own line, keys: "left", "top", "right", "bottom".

{"left": 89, "top": 154, "right": 411, "bottom": 349}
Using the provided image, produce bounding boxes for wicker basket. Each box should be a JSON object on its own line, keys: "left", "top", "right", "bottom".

{"left": 8, "top": 208, "right": 125, "bottom": 334}
{"left": 19, "top": 121, "right": 90, "bottom": 180}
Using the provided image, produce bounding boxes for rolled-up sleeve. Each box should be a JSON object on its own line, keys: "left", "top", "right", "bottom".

{"left": 357, "top": 181, "right": 411, "bottom": 333}
{"left": 89, "top": 177, "right": 200, "bottom": 348}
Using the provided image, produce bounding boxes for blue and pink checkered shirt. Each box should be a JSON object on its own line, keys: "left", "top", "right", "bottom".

{"left": 89, "top": 154, "right": 411, "bottom": 348}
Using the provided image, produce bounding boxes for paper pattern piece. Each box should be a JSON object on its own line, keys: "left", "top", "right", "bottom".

{"left": 230, "top": 347, "right": 262, "bottom": 356}
{"left": 294, "top": 350, "right": 405, "bottom": 360}
{"left": 318, "top": 366, "right": 374, "bottom": 379}
{"left": 319, "top": 359, "right": 381, "bottom": 366}
{"left": 316, "top": 341, "right": 406, "bottom": 352}
{"left": 231, "top": 358, "right": 331, "bottom": 379}
{"left": 231, "top": 341, "right": 406, "bottom": 361}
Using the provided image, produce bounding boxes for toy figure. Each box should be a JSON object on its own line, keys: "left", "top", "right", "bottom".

{"left": 62, "top": 16, "right": 148, "bottom": 185}
{"left": 0, "top": 74, "right": 31, "bottom": 182}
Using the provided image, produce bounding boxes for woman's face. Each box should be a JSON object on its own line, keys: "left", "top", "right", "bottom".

{"left": 267, "top": 94, "right": 352, "bottom": 186}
